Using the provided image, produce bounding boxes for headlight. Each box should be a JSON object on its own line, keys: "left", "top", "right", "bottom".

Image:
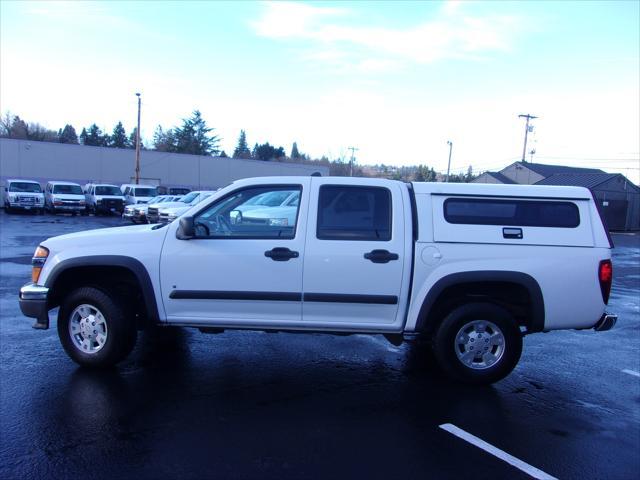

{"left": 32, "top": 246, "right": 49, "bottom": 283}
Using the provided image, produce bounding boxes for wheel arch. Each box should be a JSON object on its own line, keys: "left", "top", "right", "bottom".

{"left": 414, "top": 271, "right": 545, "bottom": 334}
{"left": 44, "top": 255, "right": 160, "bottom": 328}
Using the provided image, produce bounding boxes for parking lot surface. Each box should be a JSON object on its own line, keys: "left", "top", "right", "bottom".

{"left": 1, "top": 211, "right": 639, "bottom": 479}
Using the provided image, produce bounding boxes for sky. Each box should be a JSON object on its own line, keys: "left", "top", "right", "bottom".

{"left": 1, "top": 0, "right": 639, "bottom": 182}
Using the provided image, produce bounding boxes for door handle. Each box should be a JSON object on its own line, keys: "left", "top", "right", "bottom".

{"left": 503, "top": 227, "right": 523, "bottom": 239}
{"left": 364, "top": 249, "right": 399, "bottom": 264}
{"left": 265, "top": 247, "right": 299, "bottom": 261}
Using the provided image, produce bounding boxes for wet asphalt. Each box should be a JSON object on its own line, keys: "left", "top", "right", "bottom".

{"left": 0, "top": 211, "right": 638, "bottom": 480}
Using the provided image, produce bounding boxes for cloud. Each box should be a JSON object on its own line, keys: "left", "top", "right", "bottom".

{"left": 251, "top": 1, "right": 521, "bottom": 71}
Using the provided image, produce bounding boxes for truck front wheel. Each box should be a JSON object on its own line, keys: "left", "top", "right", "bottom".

{"left": 432, "top": 303, "right": 522, "bottom": 385}
{"left": 57, "top": 287, "right": 137, "bottom": 367}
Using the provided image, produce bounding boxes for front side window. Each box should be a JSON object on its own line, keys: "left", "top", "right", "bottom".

{"left": 317, "top": 185, "right": 392, "bottom": 241}
{"left": 194, "top": 186, "right": 301, "bottom": 239}
{"left": 9, "top": 182, "right": 42, "bottom": 193}
{"left": 53, "top": 184, "right": 83, "bottom": 194}
{"left": 444, "top": 198, "right": 580, "bottom": 228}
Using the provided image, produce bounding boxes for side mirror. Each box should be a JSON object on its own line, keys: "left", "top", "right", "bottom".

{"left": 230, "top": 209, "right": 242, "bottom": 225}
{"left": 176, "top": 216, "right": 195, "bottom": 240}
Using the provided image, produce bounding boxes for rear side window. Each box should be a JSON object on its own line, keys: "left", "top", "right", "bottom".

{"left": 444, "top": 198, "right": 580, "bottom": 228}
{"left": 317, "top": 185, "right": 392, "bottom": 241}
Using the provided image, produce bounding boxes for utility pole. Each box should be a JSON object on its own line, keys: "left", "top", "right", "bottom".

{"left": 518, "top": 113, "right": 537, "bottom": 162}
{"left": 135, "top": 92, "right": 141, "bottom": 184}
{"left": 348, "top": 146, "right": 359, "bottom": 177}
{"left": 445, "top": 140, "right": 453, "bottom": 182}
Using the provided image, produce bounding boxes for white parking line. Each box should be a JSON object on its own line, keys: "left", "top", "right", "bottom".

{"left": 439, "top": 423, "right": 557, "bottom": 480}
{"left": 622, "top": 369, "right": 640, "bottom": 378}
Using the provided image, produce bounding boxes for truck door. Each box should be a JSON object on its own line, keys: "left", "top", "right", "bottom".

{"left": 302, "top": 178, "right": 410, "bottom": 330}
{"left": 160, "top": 179, "right": 310, "bottom": 326}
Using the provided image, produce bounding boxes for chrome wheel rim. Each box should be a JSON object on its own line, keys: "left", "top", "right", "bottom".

{"left": 454, "top": 320, "right": 505, "bottom": 370}
{"left": 68, "top": 304, "right": 108, "bottom": 354}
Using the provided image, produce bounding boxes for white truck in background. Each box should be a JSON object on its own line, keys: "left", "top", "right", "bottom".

{"left": 19, "top": 176, "right": 616, "bottom": 384}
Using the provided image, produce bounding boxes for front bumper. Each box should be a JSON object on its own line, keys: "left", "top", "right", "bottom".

{"left": 19, "top": 283, "right": 50, "bottom": 329}
{"left": 8, "top": 202, "right": 43, "bottom": 210}
{"left": 594, "top": 313, "right": 617, "bottom": 331}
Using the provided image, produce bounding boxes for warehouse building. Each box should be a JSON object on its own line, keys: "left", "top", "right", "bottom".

{"left": 473, "top": 161, "right": 639, "bottom": 231}
{"left": 0, "top": 138, "right": 328, "bottom": 192}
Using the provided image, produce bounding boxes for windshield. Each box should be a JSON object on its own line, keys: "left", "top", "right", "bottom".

{"left": 192, "top": 193, "right": 212, "bottom": 205}
{"left": 95, "top": 186, "right": 121, "bottom": 196}
{"left": 180, "top": 192, "right": 199, "bottom": 203}
{"left": 134, "top": 187, "right": 157, "bottom": 197}
{"left": 9, "top": 182, "right": 42, "bottom": 193}
{"left": 53, "top": 184, "right": 83, "bottom": 194}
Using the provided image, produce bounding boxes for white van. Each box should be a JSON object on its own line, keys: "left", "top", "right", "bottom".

{"left": 121, "top": 184, "right": 158, "bottom": 205}
{"left": 3, "top": 179, "right": 45, "bottom": 214}
{"left": 84, "top": 184, "right": 125, "bottom": 215}
{"left": 44, "top": 181, "right": 86, "bottom": 215}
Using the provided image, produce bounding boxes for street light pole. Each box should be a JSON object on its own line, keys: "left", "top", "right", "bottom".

{"left": 445, "top": 140, "right": 453, "bottom": 182}
{"left": 518, "top": 113, "right": 537, "bottom": 163}
{"left": 347, "top": 146, "right": 359, "bottom": 177}
{"left": 135, "top": 92, "right": 141, "bottom": 184}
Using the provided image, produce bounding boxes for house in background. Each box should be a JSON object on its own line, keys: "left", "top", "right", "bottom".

{"left": 473, "top": 161, "right": 639, "bottom": 231}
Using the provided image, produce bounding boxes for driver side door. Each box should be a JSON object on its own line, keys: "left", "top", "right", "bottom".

{"left": 160, "top": 180, "right": 310, "bottom": 327}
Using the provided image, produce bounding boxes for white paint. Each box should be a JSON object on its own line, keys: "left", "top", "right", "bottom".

{"left": 622, "top": 369, "right": 640, "bottom": 378}
{"left": 439, "top": 423, "right": 557, "bottom": 480}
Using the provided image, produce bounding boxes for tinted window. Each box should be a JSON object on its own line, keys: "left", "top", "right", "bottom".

{"left": 444, "top": 198, "right": 580, "bottom": 228}
{"left": 134, "top": 187, "right": 157, "bottom": 197}
{"left": 53, "top": 184, "right": 83, "bottom": 194}
{"left": 9, "top": 182, "right": 42, "bottom": 193}
{"left": 194, "top": 186, "right": 301, "bottom": 239}
{"left": 95, "top": 186, "right": 121, "bottom": 195}
{"left": 317, "top": 186, "right": 391, "bottom": 241}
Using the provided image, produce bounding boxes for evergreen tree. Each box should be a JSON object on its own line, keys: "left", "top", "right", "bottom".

{"left": 173, "top": 110, "right": 220, "bottom": 155}
{"left": 110, "top": 121, "right": 128, "bottom": 148}
{"left": 152, "top": 125, "right": 174, "bottom": 152}
{"left": 290, "top": 142, "right": 301, "bottom": 159}
{"left": 219, "top": 150, "right": 228, "bottom": 158}
{"left": 83, "top": 124, "right": 107, "bottom": 146}
{"left": 253, "top": 142, "right": 286, "bottom": 161}
{"left": 129, "top": 127, "right": 144, "bottom": 149}
{"left": 79, "top": 127, "right": 88, "bottom": 145}
{"left": 58, "top": 124, "right": 78, "bottom": 144}
{"left": 233, "top": 130, "right": 251, "bottom": 158}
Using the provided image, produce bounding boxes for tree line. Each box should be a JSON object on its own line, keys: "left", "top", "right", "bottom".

{"left": 0, "top": 110, "right": 478, "bottom": 182}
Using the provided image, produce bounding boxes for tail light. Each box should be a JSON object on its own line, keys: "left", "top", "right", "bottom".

{"left": 598, "top": 259, "right": 613, "bottom": 304}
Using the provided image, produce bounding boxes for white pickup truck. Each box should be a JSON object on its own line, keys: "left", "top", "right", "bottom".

{"left": 18, "top": 176, "right": 617, "bottom": 384}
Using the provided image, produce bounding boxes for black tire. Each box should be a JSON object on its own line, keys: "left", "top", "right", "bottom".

{"left": 4, "top": 204, "right": 12, "bottom": 214}
{"left": 57, "top": 287, "right": 137, "bottom": 367}
{"left": 432, "top": 303, "right": 522, "bottom": 385}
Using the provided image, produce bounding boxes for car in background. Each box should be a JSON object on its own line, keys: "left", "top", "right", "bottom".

{"left": 158, "top": 191, "right": 215, "bottom": 224}
{"left": 84, "top": 183, "right": 125, "bottom": 215}
{"left": 3, "top": 179, "right": 45, "bottom": 214}
{"left": 157, "top": 186, "right": 191, "bottom": 196}
{"left": 230, "top": 189, "right": 299, "bottom": 224}
{"left": 44, "top": 181, "right": 86, "bottom": 215}
{"left": 237, "top": 191, "right": 300, "bottom": 226}
{"left": 132, "top": 195, "right": 182, "bottom": 223}
{"left": 121, "top": 184, "right": 158, "bottom": 205}
{"left": 148, "top": 190, "right": 204, "bottom": 223}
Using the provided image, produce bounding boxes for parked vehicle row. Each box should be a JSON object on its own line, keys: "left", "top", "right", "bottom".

{"left": 2, "top": 178, "right": 191, "bottom": 216}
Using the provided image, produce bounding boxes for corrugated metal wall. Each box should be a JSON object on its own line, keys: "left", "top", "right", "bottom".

{"left": 0, "top": 139, "right": 329, "bottom": 192}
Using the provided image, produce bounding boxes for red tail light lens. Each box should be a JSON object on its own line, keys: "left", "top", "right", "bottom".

{"left": 598, "top": 260, "right": 613, "bottom": 304}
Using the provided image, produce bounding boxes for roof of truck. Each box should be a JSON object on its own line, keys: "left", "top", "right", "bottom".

{"left": 411, "top": 181, "right": 592, "bottom": 199}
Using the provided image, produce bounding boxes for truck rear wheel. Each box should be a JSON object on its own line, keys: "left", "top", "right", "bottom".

{"left": 432, "top": 303, "right": 522, "bottom": 385}
{"left": 57, "top": 287, "right": 137, "bottom": 367}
